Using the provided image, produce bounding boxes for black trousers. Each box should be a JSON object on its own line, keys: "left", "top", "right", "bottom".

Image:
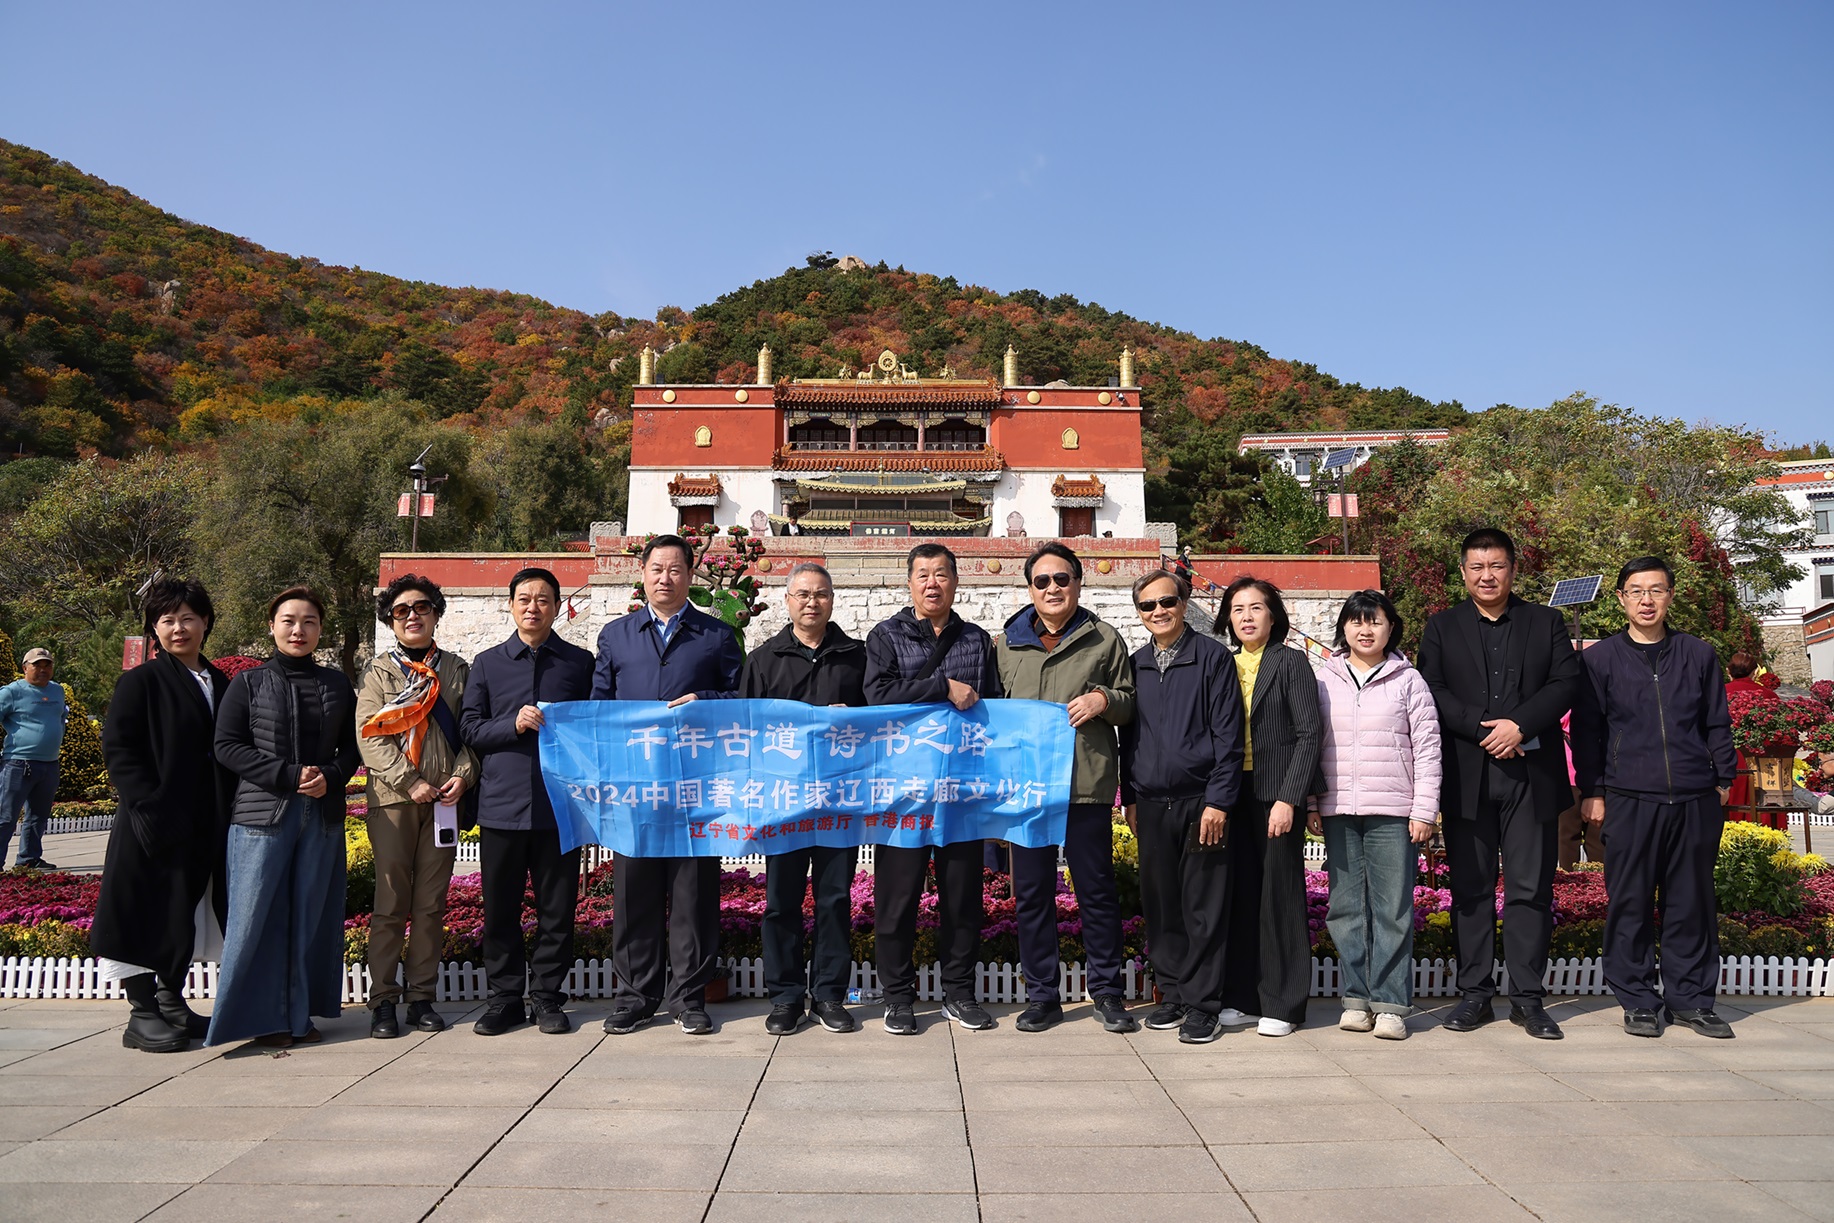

{"left": 480, "top": 826, "right": 580, "bottom": 1006}
{"left": 612, "top": 853, "right": 721, "bottom": 1014}
{"left": 1218, "top": 785, "right": 1311, "bottom": 1024}
{"left": 873, "top": 840, "right": 983, "bottom": 1005}
{"left": 1013, "top": 803, "right": 1126, "bottom": 1003}
{"left": 1445, "top": 771, "right": 1557, "bottom": 1002}
{"left": 763, "top": 844, "right": 859, "bottom": 1006}
{"left": 1137, "top": 795, "right": 1232, "bottom": 1014}
{"left": 1601, "top": 791, "right": 1724, "bottom": 1012}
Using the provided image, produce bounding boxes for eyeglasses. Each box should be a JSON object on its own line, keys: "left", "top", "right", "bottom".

{"left": 786, "top": 590, "right": 833, "bottom": 603}
{"left": 390, "top": 600, "right": 436, "bottom": 620}
{"left": 1622, "top": 587, "right": 1671, "bottom": 602}
{"left": 1030, "top": 572, "right": 1074, "bottom": 590}
{"left": 1136, "top": 596, "right": 1182, "bottom": 612}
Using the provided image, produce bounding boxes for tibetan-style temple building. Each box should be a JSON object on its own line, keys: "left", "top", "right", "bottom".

{"left": 626, "top": 343, "right": 1146, "bottom": 538}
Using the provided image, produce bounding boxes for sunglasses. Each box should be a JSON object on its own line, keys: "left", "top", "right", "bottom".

{"left": 1136, "top": 595, "right": 1182, "bottom": 612}
{"left": 1030, "top": 572, "right": 1075, "bottom": 590}
{"left": 389, "top": 599, "right": 436, "bottom": 621}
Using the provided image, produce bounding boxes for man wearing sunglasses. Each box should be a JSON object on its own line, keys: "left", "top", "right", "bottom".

{"left": 995, "top": 542, "right": 1138, "bottom": 1033}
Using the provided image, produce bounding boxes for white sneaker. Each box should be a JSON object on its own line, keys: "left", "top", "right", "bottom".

{"left": 1338, "top": 1008, "right": 1375, "bottom": 1032}
{"left": 1257, "top": 1017, "right": 1297, "bottom": 1037}
{"left": 1217, "top": 1008, "right": 1259, "bottom": 1025}
{"left": 1373, "top": 1013, "right": 1409, "bottom": 1041}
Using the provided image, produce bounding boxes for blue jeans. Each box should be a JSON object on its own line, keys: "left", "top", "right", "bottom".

{"left": 0, "top": 758, "right": 57, "bottom": 866}
{"left": 1322, "top": 815, "right": 1416, "bottom": 1013}
{"left": 205, "top": 797, "right": 346, "bottom": 1045}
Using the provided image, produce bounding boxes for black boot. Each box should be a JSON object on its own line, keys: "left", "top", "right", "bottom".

{"left": 156, "top": 982, "right": 209, "bottom": 1040}
{"left": 122, "top": 974, "right": 190, "bottom": 1053}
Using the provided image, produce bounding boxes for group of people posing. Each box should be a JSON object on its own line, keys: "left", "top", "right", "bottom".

{"left": 86, "top": 525, "right": 1740, "bottom": 1054}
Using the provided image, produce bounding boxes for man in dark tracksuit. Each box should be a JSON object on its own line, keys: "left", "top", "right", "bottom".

{"left": 865, "top": 543, "right": 1003, "bottom": 1036}
{"left": 595, "top": 534, "right": 743, "bottom": 1037}
{"left": 460, "top": 567, "right": 596, "bottom": 1036}
{"left": 1120, "top": 569, "right": 1245, "bottom": 1044}
{"left": 1418, "top": 528, "right": 1580, "bottom": 1040}
{"left": 1572, "top": 556, "right": 1737, "bottom": 1039}
{"left": 742, "top": 562, "right": 869, "bottom": 1035}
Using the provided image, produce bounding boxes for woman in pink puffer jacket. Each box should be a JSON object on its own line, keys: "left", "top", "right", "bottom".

{"left": 1306, "top": 590, "right": 1443, "bottom": 1040}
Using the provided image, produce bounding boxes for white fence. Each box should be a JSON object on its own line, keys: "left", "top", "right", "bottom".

{"left": 4, "top": 954, "right": 1828, "bottom": 1003}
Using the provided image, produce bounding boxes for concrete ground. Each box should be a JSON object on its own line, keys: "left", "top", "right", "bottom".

{"left": 0, "top": 994, "right": 1830, "bottom": 1222}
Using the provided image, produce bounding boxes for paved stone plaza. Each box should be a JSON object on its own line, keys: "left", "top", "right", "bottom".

{"left": 0, "top": 993, "right": 1830, "bottom": 1222}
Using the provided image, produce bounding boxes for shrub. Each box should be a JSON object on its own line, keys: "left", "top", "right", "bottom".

{"left": 345, "top": 817, "right": 375, "bottom": 917}
{"left": 56, "top": 688, "right": 109, "bottom": 800}
{"left": 0, "top": 918, "right": 92, "bottom": 958}
{"left": 1549, "top": 918, "right": 1605, "bottom": 959}
{"left": 1716, "top": 822, "right": 1816, "bottom": 917}
{"left": 1110, "top": 817, "right": 1141, "bottom": 919}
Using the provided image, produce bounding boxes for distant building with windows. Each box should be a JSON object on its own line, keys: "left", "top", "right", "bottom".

{"left": 1750, "top": 458, "right": 1834, "bottom": 682}
{"left": 626, "top": 343, "right": 1144, "bottom": 539}
{"left": 1236, "top": 429, "right": 1451, "bottom": 484}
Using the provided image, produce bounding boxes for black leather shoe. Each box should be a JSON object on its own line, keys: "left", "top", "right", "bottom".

{"left": 1666, "top": 1007, "right": 1736, "bottom": 1039}
{"left": 1093, "top": 995, "right": 1139, "bottom": 1033}
{"left": 603, "top": 1006, "right": 653, "bottom": 1035}
{"left": 405, "top": 1001, "right": 447, "bottom": 1032}
{"left": 1440, "top": 996, "right": 1495, "bottom": 1032}
{"left": 883, "top": 1003, "right": 917, "bottom": 1035}
{"left": 472, "top": 1000, "right": 525, "bottom": 1036}
{"left": 370, "top": 1000, "right": 401, "bottom": 1039}
{"left": 811, "top": 1000, "right": 855, "bottom": 1032}
{"left": 1624, "top": 1008, "right": 1663, "bottom": 1038}
{"left": 765, "top": 1003, "right": 804, "bottom": 1035}
{"left": 122, "top": 1007, "right": 190, "bottom": 1052}
{"left": 942, "top": 999, "right": 995, "bottom": 1030}
{"left": 1145, "top": 1001, "right": 1188, "bottom": 1030}
{"left": 531, "top": 1002, "right": 571, "bottom": 1034}
{"left": 1015, "top": 1000, "right": 1064, "bottom": 1032}
{"left": 1509, "top": 1002, "right": 1564, "bottom": 1040}
{"left": 156, "top": 985, "right": 209, "bottom": 1039}
{"left": 677, "top": 1008, "right": 713, "bottom": 1035}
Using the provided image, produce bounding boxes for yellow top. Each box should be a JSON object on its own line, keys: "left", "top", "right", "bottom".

{"left": 1236, "top": 642, "right": 1264, "bottom": 773}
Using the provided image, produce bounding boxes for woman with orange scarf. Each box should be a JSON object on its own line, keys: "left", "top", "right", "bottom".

{"left": 356, "top": 575, "right": 478, "bottom": 1038}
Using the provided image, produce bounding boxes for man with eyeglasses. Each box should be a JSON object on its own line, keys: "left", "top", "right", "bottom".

{"left": 739, "top": 562, "right": 868, "bottom": 1034}
{"left": 1572, "top": 557, "right": 1737, "bottom": 1039}
{"left": 995, "top": 541, "right": 1138, "bottom": 1033}
{"left": 460, "top": 566, "right": 595, "bottom": 1036}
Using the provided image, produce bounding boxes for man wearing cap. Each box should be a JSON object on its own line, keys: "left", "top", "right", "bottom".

{"left": 0, "top": 648, "right": 69, "bottom": 870}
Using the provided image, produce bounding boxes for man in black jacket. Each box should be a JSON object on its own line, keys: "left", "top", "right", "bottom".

{"left": 742, "top": 562, "right": 869, "bottom": 1035}
{"left": 595, "top": 535, "right": 743, "bottom": 1037}
{"left": 1418, "top": 529, "right": 1580, "bottom": 1040}
{"left": 1120, "top": 569, "right": 1245, "bottom": 1044}
{"left": 1573, "top": 557, "right": 1737, "bottom": 1039}
{"left": 459, "top": 567, "right": 596, "bottom": 1036}
{"left": 864, "top": 542, "right": 1002, "bottom": 1036}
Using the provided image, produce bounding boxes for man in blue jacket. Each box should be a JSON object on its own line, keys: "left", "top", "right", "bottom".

{"left": 1573, "top": 556, "right": 1737, "bottom": 1040}
{"left": 595, "top": 535, "right": 743, "bottom": 1036}
{"left": 0, "top": 647, "right": 68, "bottom": 871}
{"left": 459, "top": 567, "right": 595, "bottom": 1036}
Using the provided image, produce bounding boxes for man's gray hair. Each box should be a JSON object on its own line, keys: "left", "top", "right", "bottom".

{"left": 786, "top": 561, "right": 833, "bottom": 586}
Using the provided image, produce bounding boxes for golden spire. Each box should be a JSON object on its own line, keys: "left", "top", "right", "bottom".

{"left": 757, "top": 343, "right": 773, "bottom": 385}
{"left": 638, "top": 344, "right": 655, "bottom": 386}
{"left": 1119, "top": 346, "right": 1135, "bottom": 388}
{"left": 1003, "top": 344, "right": 1019, "bottom": 387}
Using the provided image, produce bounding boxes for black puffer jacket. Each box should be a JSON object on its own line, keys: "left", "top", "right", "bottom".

{"left": 214, "top": 654, "right": 360, "bottom": 826}
{"left": 863, "top": 607, "right": 1002, "bottom": 706}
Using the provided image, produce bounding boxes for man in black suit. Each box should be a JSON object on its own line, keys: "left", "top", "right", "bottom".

{"left": 1418, "top": 528, "right": 1580, "bottom": 1040}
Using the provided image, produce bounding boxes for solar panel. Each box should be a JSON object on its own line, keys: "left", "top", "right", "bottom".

{"left": 1322, "top": 448, "right": 1357, "bottom": 470}
{"left": 1548, "top": 575, "right": 1604, "bottom": 607}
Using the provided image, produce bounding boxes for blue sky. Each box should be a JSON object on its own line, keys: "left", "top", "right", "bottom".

{"left": 7, "top": 1, "right": 1830, "bottom": 443}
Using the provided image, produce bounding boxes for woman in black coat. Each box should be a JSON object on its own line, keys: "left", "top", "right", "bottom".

{"left": 92, "top": 578, "right": 232, "bottom": 1052}
{"left": 1218, "top": 577, "right": 1326, "bottom": 1036}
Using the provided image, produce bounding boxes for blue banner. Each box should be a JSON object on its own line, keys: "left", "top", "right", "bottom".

{"left": 538, "top": 699, "right": 1074, "bottom": 857}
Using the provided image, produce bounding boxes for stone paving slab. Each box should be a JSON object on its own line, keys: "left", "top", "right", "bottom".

{"left": 0, "top": 995, "right": 1829, "bottom": 1220}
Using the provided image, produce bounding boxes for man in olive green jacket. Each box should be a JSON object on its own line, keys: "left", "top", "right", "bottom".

{"left": 995, "top": 542, "right": 1137, "bottom": 1033}
{"left": 356, "top": 577, "right": 480, "bottom": 1038}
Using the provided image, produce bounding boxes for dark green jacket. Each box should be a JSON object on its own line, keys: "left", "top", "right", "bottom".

{"left": 994, "top": 607, "right": 1136, "bottom": 805}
